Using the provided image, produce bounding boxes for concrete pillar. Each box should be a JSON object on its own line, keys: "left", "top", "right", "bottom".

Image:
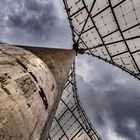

{"left": 0, "top": 44, "right": 75, "bottom": 140}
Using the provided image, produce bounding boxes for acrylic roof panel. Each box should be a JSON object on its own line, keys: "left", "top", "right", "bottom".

{"left": 48, "top": 64, "right": 101, "bottom": 140}
{"left": 64, "top": 0, "right": 140, "bottom": 80}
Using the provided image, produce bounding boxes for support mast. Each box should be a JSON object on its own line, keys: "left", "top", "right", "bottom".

{"left": 0, "top": 44, "right": 75, "bottom": 140}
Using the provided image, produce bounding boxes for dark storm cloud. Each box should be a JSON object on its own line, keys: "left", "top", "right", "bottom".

{"left": 102, "top": 84, "right": 140, "bottom": 139}
{"left": 0, "top": 0, "right": 72, "bottom": 48}
{"left": 76, "top": 55, "right": 140, "bottom": 140}
{"left": 7, "top": 1, "right": 57, "bottom": 35}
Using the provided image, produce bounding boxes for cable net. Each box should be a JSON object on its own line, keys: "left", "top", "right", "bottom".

{"left": 64, "top": 0, "right": 140, "bottom": 80}
{"left": 48, "top": 63, "right": 101, "bottom": 140}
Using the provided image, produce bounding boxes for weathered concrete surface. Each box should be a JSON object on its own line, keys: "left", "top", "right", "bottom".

{"left": 0, "top": 44, "right": 75, "bottom": 140}
{"left": 19, "top": 46, "right": 75, "bottom": 94}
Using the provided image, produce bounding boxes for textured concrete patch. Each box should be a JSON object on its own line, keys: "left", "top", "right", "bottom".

{"left": 16, "top": 75, "right": 37, "bottom": 98}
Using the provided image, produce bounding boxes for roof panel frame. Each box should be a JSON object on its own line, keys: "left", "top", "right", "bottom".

{"left": 49, "top": 62, "right": 102, "bottom": 140}
{"left": 81, "top": 0, "right": 114, "bottom": 62}
{"left": 107, "top": 0, "right": 140, "bottom": 73}
{"left": 76, "top": 0, "right": 97, "bottom": 43}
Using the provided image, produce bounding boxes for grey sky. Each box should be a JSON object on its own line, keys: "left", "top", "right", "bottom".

{"left": 76, "top": 55, "right": 140, "bottom": 140}
{"left": 0, "top": 0, "right": 72, "bottom": 48}
{"left": 0, "top": 0, "right": 140, "bottom": 140}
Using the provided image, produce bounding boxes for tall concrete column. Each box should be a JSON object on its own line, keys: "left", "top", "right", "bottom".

{"left": 0, "top": 44, "right": 75, "bottom": 140}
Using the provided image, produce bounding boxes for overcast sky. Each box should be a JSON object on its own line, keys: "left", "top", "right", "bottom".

{"left": 0, "top": 0, "right": 140, "bottom": 140}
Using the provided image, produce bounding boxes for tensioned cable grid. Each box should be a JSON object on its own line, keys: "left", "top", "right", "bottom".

{"left": 48, "top": 62, "right": 102, "bottom": 140}
{"left": 64, "top": 0, "right": 140, "bottom": 80}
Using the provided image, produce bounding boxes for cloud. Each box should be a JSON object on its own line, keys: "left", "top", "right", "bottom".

{"left": 76, "top": 54, "right": 140, "bottom": 140}
{"left": 0, "top": 0, "right": 72, "bottom": 48}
